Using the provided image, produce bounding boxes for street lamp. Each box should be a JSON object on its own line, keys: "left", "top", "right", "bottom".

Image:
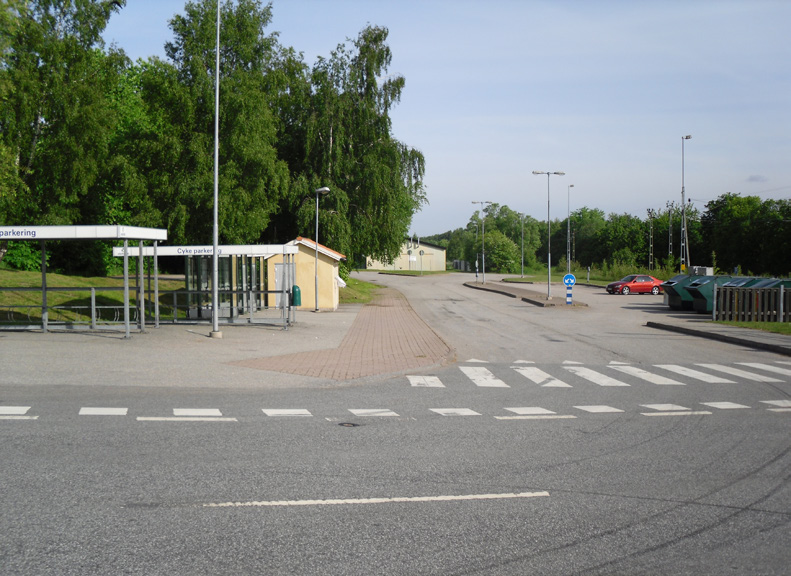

{"left": 210, "top": 0, "right": 222, "bottom": 339}
{"left": 519, "top": 212, "right": 524, "bottom": 278}
{"left": 680, "top": 135, "right": 691, "bottom": 272}
{"left": 472, "top": 201, "right": 492, "bottom": 283}
{"left": 314, "top": 186, "right": 330, "bottom": 311}
{"left": 567, "top": 184, "right": 574, "bottom": 274}
{"left": 532, "top": 171, "right": 565, "bottom": 299}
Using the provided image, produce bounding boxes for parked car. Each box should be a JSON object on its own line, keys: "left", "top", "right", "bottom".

{"left": 606, "top": 274, "right": 664, "bottom": 295}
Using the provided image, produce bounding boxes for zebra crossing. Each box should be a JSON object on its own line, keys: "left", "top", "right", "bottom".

{"left": 408, "top": 360, "right": 790, "bottom": 390}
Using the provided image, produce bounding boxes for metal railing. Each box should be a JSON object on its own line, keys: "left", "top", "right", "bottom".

{"left": 713, "top": 285, "right": 788, "bottom": 322}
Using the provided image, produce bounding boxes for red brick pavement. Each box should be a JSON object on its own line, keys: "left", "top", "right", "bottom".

{"left": 231, "top": 287, "right": 453, "bottom": 380}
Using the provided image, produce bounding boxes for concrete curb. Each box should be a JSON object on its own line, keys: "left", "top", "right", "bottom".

{"left": 646, "top": 321, "right": 791, "bottom": 357}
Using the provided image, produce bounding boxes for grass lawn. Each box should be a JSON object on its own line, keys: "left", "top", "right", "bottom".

{"left": 716, "top": 320, "right": 791, "bottom": 336}
{"left": 339, "top": 276, "right": 379, "bottom": 304}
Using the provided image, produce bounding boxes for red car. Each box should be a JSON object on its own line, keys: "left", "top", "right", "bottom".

{"left": 606, "top": 274, "right": 664, "bottom": 295}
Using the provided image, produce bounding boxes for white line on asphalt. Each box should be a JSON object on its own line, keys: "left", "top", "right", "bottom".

{"left": 79, "top": 407, "right": 128, "bottom": 416}
{"left": 695, "top": 364, "right": 782, "bottom": 382}
{"left": 495, "top": 415, "right": 577, "bottom": 420}
{"left": 136, "top": 417, "right": 238, "bottom": 422}
{"left": 505, "top": 407, "right": 556, "bottom": 415}
{"left": 0, "top": 416, "right": 39, "bottom": 420}
{"left": 202, "top": 491, "right": 550, "bottom": 508}
{"left": 737, "top": 363, "right": 791, "bottom": 377}
{"left": 430, "top": 408, "right": 481, "bottom": 416}
{"left": 701, "top": 402, "right": 750, "bottom": 410}
{"left": 460, "top": 366, "right": 509, "bottom": 388}
{"left": 655, "top": 365, "right": 734, "bottom": 383}
{"left": 564, "top": 366, "right": 630, "bottom": 387}
{"left": 0, "top": 406, "right": 31, "bottom": 415}
{"left": 641, "top": 411, "right": 712, "bottom": 416}
{"left": 349, "top": 409, "right": 400, "bottom": 417}
{"left": 262, "top": 409, "right": 312, "bottom": 417}
{"left": 407, "top": 375, "right": 445, "bottom": 387}
{"left": 512, "top": 366, "right": 572, "bottom": 388}
{"left": 174, "top": 409, "right": 223, "bottom": 417}
{"left": 761, "top": 400, "right": 791, "bottom": 408}
{"left": 609, "top": 365, "right": 684, "bottom": 385}
{"left": 768, "top": 408, "right": 791, "bottom": 413}
{"left": 641, "top": 404, "right": 691, "bottom": 411}
{"left": 574, "top": 405, "right": 624, "bottom": 413}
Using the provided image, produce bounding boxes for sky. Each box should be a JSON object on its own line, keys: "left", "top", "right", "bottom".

{"left": 103, "top": 0, "right": 791, "bottom": 237}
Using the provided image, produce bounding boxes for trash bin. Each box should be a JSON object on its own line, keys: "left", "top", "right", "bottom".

{"left": 661, "top": 274, "right": 702, "bottom": 311}
{"left": 686, "top": 276, "right": 732, "bottom": 314}
{"left": 292, "top": 285, "right": 301, "bottom": 307}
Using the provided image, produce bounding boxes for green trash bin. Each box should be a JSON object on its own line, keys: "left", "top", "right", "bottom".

{"left": 291, "top": 285, "right": 301, "bottom": 307}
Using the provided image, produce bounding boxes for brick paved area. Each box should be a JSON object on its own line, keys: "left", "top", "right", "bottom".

{"left": 231, "top": 287, "right": 453, "bottom": 380}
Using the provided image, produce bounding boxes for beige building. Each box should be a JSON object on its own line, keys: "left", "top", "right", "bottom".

{"left": 366, "top": 238, "right": 446, "bottom": 272}
{"left": 267, "top": 237, "right": 346, "bottom": 311}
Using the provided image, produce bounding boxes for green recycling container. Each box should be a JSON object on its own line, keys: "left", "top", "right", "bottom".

{"left": 291, "top": 285, "right": 301, "bottom": 307}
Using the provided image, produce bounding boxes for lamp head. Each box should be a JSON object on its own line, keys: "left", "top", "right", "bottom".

{"left": 683, "top": 135, "right": 692, "bottom": 140}
{"left": 315, "top": 186, "right": 330, "bottom": 195}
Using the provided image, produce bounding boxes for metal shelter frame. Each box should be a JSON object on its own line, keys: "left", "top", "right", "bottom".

{"left": 0, "top": 225, "right": 167, "bottom": 338}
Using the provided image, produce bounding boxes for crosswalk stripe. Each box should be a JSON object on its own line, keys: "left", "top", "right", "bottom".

{"left": 737, "top": 363, "right": 791, "bottom": 377}
{"left": 701, "top": 402, "right": 750, "bottom": 410}
{"left": 0, "top": 406, "right": 32, "bottom": 415}
{"left": 174, "top": 409, "right": 223, "bottom": 417}
{"left": 512, "top": 366, "right": 572, "bottom": 388}
{"left": 460, "top": 366, "right": 509, "bottom": 388}
{"left": 563, "top": 366, "right": 629, "bottom": 387}
{"left": 761, "top": 400, "right": 791, "bottom": 408}
{"left": 349, "top": 409, "right": 399, "bottom": 417}
{"left": 574, "top": 405, "right": 624, "bottom": 413}
{"left": 609, "top": 365, "right": 684, "bottom": 385}
{"left": 79, "top": 407, "right": 128, "bottom": 416}
{"left": 408, "top": 375, "right": 445, "bottom": 388}
{"left": 641, "top": 404, "right": 691, "bottom": 411}
{"left": 696, "top": 364, "right": 782, "bottom": 382}
{"left": 654, "top": 365, "right": 734, "bottom": 383}
{"left": 430, "top": 408, "right": 480, "bottom": 416}
{"left": 262, "top": 409, "right": 312, "bottom": 417}
{"left": 505, "top": 407, "right": 556, "bottom": 415}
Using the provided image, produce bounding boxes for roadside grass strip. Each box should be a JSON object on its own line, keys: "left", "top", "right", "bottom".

{"left": 202, "top": 491, "right": 550, "bottom": 508}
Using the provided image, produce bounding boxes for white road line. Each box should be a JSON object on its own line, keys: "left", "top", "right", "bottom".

{"left": 495, "top": 415, "right": 577, "bottom": 420}
{"left": 0, "top": 415, "right": 39, "bottom": 420}
{"left": 654, "top": 365, "right": 734, "bottom": 383}
{"left": 737, "top": 363, "right": 791, "bottom": 377}
{"left": 430, "top": 408, "right": 481, "bottom": 416}
{"left": 696, "top": 364, "right": 782, "bottom": 382}
{"left": 460, "top": 366, "right": 509, "bottom": 388}
{"left": 642, "top": 411, "right": 712, "bottom": 416}
{"left": 79, "top": 407, "right": 128, "bottom": 416}
{"left": 761, "top": 400, "right": 791, "bottom": 408}
{"left": 609, "top": 365, "right": 684, "bottom": 385}
{"left": 641, "top": 404, "right": 691, "bottom": 411}
{"left": 574, "top": 405, "right": 624, "bottom": 413}
{"left": 701, "top": 402, "right": 750, "bottom": 410}
{"left": 349, "top": 409, "right": 399, "bottom": 417}
{"left": 512, "top": 366, "right": 572, "bottom": 388}
{"left": 563, "top": 366, "right": 630, "bottom": 387}
{"left": 505, "top": 407, "right": 556, "bottom": 415}
{"left": 407, "top": 375, "right": 445, "bottom": 388}
{"left": 174, "top": 409, "right": 223, "bottom": 417}
{"left": 0, "top": 406, "right": 31, "bottom": 415}
{"left": 262, "top": 409, "right": 312, "bottom": 417}
{"left": 203, "top": 490, "right": 550, "bottom": 508}
{"left": 137, "top": 417, "right": 238, "bottom": 422}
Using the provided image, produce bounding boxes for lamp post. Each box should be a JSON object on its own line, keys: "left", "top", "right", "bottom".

{"left": 314, "top": 186, "right": 330, "bottom": 311}
{"left": 519, "top": 212, "right": 524, "bottom": 278}
{"left": 472, "top": 201, "right": 492, "bottom": 283}
{"left": 210, "top": 0, "right": 222, "bottom": 339}
{"left": 567, "top": 184, "right": 574, "bottom": 274}
{"left": 532, "top": 171, "right": 565, "bottom": 299}
{"left": 680, "top": 135, "right": 691, "bottom": 272}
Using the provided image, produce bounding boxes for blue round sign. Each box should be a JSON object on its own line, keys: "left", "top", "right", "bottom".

{"left": 563, "top": 273, "right": 577, "bottom": 287}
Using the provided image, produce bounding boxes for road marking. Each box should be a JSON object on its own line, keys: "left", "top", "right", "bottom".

{"left": 609, "top": 365, "right": 684, "bottom": 385}
{"left": 496, "top": 415, "right": 576, "bottom": 420}
{"left": 460, "top": 366, "right": 509, "bottom": 388}
{"left": 512, "top": 366, "right": 572, "bottom": 388}
{"left": 408, "top": 375, "right": 445, "bottom": 388}
{"left": 701, "top": 402, "right": 750, "bottom": 410}
{"left": 262, "top": 409, "right": 312, "bottom": 417}
{"left": 564, "top": 366, "right": 630, "bottom": 387}
{"left": 430, "top": 408, "right": 481, "bottom": 416}
{"left": 174, "top": 409, "right": 223, "bottom": 417}
{"left": 642, "top": 411, "right": 712, "bottom": 416}
{"left": 505, "top": 407, "right": 556, "bottom": 415}
{"left": 696, "top": 364, "right": 782, "bottom": 382}
{"left": 349, "top": 409, "right": 399, "bottom": 417}
{"left": 737, "top": 363, "right": 791, "bottom": 377}
{"left": 137, "top": 417, "right": 238, "bottom": 422}
{"left": 466, "top": 358, "right": 488, "bottom": 363}
{"left": 641, "top": 404, "right": 691, "bottom": 411}
{"left": 202, "top": 491, "right": 550, "bottom": 508}
{"left": 0, "top": 406, "right": 32, "bottom": 415}
{"left": 761, "top": 400, "right": 791, "bottom": 410}
{"left": 574, "top": 405, "right": 624, "bottom": 413}
{"left": 79, "top": 407, "right": 128, "bottom": 416}
{"left": 654, "top": 365, "right": 734, "bottom": 383}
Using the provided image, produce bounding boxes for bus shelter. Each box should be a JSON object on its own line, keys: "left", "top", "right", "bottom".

{"left": 0, "top": 225, "right": 167, "bottom": 338}
{"left": 112, "top": 244, "right": 299, "bottom": 328}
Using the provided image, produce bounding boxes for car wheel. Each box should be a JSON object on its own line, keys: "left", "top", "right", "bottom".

{"left": 651, "top": 286, "right": 660, "bottom": 295}
{"left": 621, "top": 286, "right": 630, "bottom": 295}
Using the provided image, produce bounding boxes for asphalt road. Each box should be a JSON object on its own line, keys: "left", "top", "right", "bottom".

{"left": 1, "top": 272, "right": 789, "bottom": 575}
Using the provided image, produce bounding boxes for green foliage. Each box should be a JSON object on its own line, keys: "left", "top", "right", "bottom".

{"left": 1, "top": 241, "right": 46, "bottom": 271}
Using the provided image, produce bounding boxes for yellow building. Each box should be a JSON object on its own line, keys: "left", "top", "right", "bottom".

{"left": 366, "top": 238, "right": 446, "bottom": 272}
{"left": 267, "top": 237, "right": 346, "bottom": 311}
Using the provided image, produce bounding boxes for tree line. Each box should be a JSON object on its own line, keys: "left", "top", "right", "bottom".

{"left": 424, "top": 193, "right": 791, "bottom": 278}
{"left": 0, "top": 0, "right": 425, "bottom": 275}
